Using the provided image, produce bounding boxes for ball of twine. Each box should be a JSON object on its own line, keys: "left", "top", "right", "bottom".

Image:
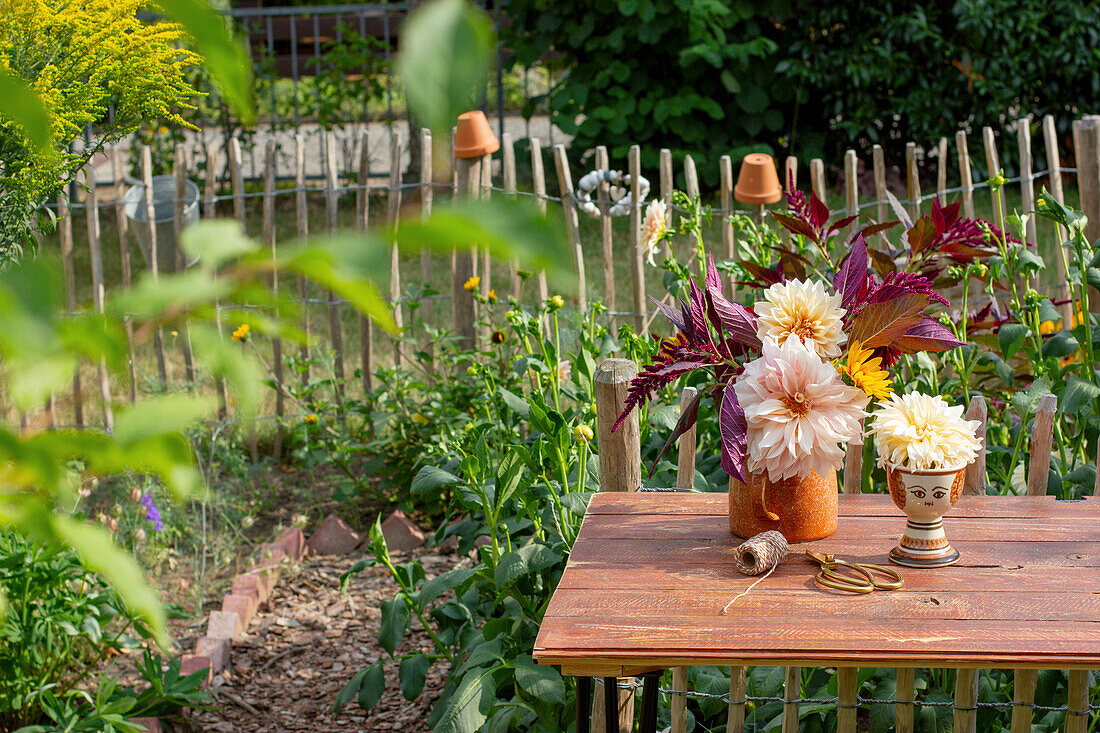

{"left": 722, "top": 531, "right": 789, "bottom": 614}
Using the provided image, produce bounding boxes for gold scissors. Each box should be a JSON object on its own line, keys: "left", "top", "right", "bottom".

{"left": 805, "top": 550, "right": 904, "bottom": 594}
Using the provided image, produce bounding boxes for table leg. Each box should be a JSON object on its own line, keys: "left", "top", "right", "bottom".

{"left": 577, "top": 677, "right": 592, "bottom": 733}
{"left": 639, "top": 670, "right": 662, "bottom": 733}
{"left": 603, "top": 677, "right": 619, "bottom": 733}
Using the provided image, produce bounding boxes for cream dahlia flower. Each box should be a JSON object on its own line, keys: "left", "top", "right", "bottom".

{"left": 641, "top": 200, "right": 669, "bottom": 266}
{"left": 871, "top": 392, "right": 981, "bottom": 470}
{"left": 734, "top": 338, "right": 869, "bottom": 482}
{"left": 754, "top": 279, "right": 846, "bottom": 359}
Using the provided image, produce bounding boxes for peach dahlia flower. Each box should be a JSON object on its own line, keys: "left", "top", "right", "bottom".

{"left": 734, "top": 338, "right": 869, "bottom": 482}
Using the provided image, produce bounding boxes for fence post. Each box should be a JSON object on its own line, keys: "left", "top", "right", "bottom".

{"left": 1065, "top": 669, "right": 1089, "bottom": 733}
{"left": 421, "top": 127, "right": 436, "bottom": 319}
{"left": 530, "top": 138, "right": 550, "bottom": 330}
{"left": 844, "top": 150, "right": 859, "bottom": 237}
{"left": 953, "top": 668, "right": 979, "bottom": 733}
{"left": 720, "top": 154, "right": 735, "bottom": 257}
{"left": 727, "top": 665, "right": 747, "bottom": 733}
{"left": 781, "top": 666, "right": 801, "bottom": 733}
{"left": 896, "top": 667, "right": 915, "bottom": 733}
{"left": 963, "top": 395, "right": 987, "bottom": 495}
{"left": 843, "top": 427, "right": 863, "bottom": 494}
{"left": 872, "top": 145, "right": 887, "bottom": 224}
{"left": 553, "top": 144, "right": 587, "bottom": 313}
{"left": 501, "top": 132, "right": 519, "bottom": 300}
{"left": 982, "top": 126, "right": 1006, "bottom": 221}
{"left": 203, "top": 142, "right": 229, "bottom": 417}
{"left": 479, "top": 149, "right": 493, "bottom": 329}
{"left": 837, "top": 666, "right": 857, "bottom": 733}
{"left": 669, "top": 387, "right": 697, "bottom": 733}
{"left": 112, "top": 145, "right": 137, "bottom": 405}
{"left": 142, "top": 144, "right": 169, "bottom": 388}
{"left": 810, "top": 158, "right": 826, "bottom": 206}
{"left": 905, "top": 142, "right": 921, "bottom": 220}
{"left": 1073, "top": 116, "right": 1100, "bottom": 265}
{"left": 1010, "top": 668, "right": 1037, "bottom": 733}
{"left": 323, "top": 134, "right": 347, "bottom": 385}
{"left": 173, "top": 145, "right": 197, "bottom": 386}
{"left": 1027, "top": 394, "right": 1057, "bottom": 496}
{"left": 388, "top": 131, "right": 404, "bottom": 367}
{"left": 295, "top": 133, "right": 311, "bottom": 386}
{"left": 955, "top": 131, "right": 976, "bottom": 219}
{"left": 358, "top": 130, "right": 374, "bottom": 392}
{"left": 262, "top": 140, "right": 285, "bottom": 458}
{"left": 629, "top": 145, "right": 646, "bottom": 330}
{"left": 57, "top": 188, "right": 83, "bottom": 426}
{"left": 453, "top": 155, "right": 480, "bottom": 351}
{"left": 1016, "top": 119, "right": 1038, "bottom": 245}
{"left": 595, "top": 146, "right": 615, "bottom": 317}
{"left": 936, "top": 137, "right": 949, "bottom": 206}
{"left": 593, "top": 358, "right": 639, "bottom": 732}
{"left": 1041, "top": 115, "right": 1071, "bottom": 323}
{"left": 84, "top": 166, "right": 113, "bottom": 432}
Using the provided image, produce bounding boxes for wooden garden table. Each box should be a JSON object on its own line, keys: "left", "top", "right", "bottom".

{"left": 534, "top": 492, "right": 1100, "bottom": 733}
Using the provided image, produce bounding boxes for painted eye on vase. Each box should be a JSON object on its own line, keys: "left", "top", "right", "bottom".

{"left": 910, "top": 489, "right": 926, "bottom": 499}
{"left": 932, "top": 489, "right": 947, "bottom": 499}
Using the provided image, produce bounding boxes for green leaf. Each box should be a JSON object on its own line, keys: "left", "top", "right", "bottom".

{"left": 431, "top": 667, "right": 497, "bottom": 733}
{"left": 0, "top": 68, "right": 53, "bottom": 151}
{"left": 181, "top": 220, "right": 260, "bottom": 268}
{"left": 494, "top": 543, "right": 560, "bottom": 587}
{"left": 418, "top": 566, "right": 477, "bottom": 606}
{"left": 411, "top": 465, "right": 463, "bottom": 495}
{"left": 513, "top": 655, "right": 565, "bottom": 704}
{"left": 113, "top": 395, "right": 217, "bottom": 446}
{"left": 397, "top": 0, "right": 494, "bottom": 137}
{"left": 1011, "top": 377, "right": 1053, "bottom": 417}
{"left": 498, "top": 387, "right": 530, "bottom": 417}
{"left": 495, "top": 449, "right": 528, "bottom": 509}
{"left": 1015, "top": 248, "right": 1045, "bottom": 273}
{"left": 155, "top": 0, "right": 254, "bottom": 124}
{"left": 334, "top": 660, "right": 386, "bottom": 713}
{"left": 379, "top": 596, "right": 411, "bottom": 655}
{"left": 188, "top": 325, "right": 262, "bottom": 416}
{"left": 1060, "top": 376, "right": 1100, "bottom": 414}
{"left": 390, "top": 200, "right": 572, "bottom": 294}
{"left": 1042, "top": 330, "right": 1079, "bottom": 358}
{"left": 998, "top": 323, "right": 1029, "bottom": 360}
{"left": 50, "top": 515, "right": 169, "bottom": 649}
{"left": 400, "top": 653, "right": 431, "bottom": 700}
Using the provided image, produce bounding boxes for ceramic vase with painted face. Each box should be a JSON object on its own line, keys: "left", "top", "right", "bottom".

{"left": 885, "top": 463, "right": 966, "bottom": 567}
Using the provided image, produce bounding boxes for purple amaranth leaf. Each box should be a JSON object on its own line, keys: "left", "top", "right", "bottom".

{"left": 833, "top": 234, "right": 869, "bottom": 310}
{"left": 648, "top": 388, "right": 703, "bottom": 478}
{"left": 650, "top": 296, "right": 686, "bottom": 332}
{"left": 706, "top": 290, "right": 760, "bottom": 348}
{"left": 611, "top": 359, "right": 715, "bottom": 432}
{"left": 771, "top": 211, "right": 817, "bottom": 241}
{"left": 718, "top": 382, "right": 747, "bottom": 482}
{"left": 809, "top": 191, "right": 830, "bottom": 231}
{"left": 705, "top": 253, "right": 723, "bottom": 293}
{"left": 891, "top": 314, "right": 964, "bottom": 353}
{"left": 687, "top": 280, "right": 710, "bottom": 343}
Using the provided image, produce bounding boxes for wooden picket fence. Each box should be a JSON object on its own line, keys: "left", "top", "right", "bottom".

{"left": 31, "top": 112, "right": 1100, "bottom": 437}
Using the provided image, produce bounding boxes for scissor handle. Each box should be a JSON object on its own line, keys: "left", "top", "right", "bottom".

{"left": 860, "top": 563, "right": 904, "bottom": 590}
{"left": 814, "top": 563, "right": 876, "bottom": 594}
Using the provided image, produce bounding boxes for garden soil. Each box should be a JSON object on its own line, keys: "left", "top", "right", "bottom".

{"left": 113, "top": 549, "right": 462, "bottom": 732}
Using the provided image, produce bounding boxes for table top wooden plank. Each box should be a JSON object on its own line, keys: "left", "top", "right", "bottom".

{"left": 555, "top": 564, "right": 1094, "bottom": 594}
{"left": 585, "top": 492, "right": 1085, "bottom": 518}
{"left": 535, "top": 493, "right": 1100, "bottom": 673}
{"left": 576, "top": 513, "right": 1100, "bottom": 542}
{"left": 544, "top": 588, "right": 1100, "bottom": 622}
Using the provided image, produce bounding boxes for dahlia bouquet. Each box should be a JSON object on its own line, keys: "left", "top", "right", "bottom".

{"left": 613, "top": 184, "right": 995, "bottom": 485}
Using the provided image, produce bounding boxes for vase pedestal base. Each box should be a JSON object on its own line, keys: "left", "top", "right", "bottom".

{"left": 888, "top": 518, "right": 960, "bottom": 568}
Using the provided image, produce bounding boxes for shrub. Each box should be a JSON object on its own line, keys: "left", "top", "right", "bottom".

{"left": 0, "top": 0, "right": 200, "bottom": 262}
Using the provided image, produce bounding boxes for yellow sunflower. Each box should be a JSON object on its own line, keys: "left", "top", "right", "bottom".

{"left": 842, "top": 341, "right": 893, "bottom": 401}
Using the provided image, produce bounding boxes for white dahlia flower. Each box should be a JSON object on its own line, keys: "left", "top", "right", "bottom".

{"left": 754, "top": 279, "right": 846, "bottom": 359}
{"left": 871, "top": 392, "right": 981, "bottom": 471}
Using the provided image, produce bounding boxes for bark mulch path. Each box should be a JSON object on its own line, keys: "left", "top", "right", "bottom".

{"left": 185, "top": 549, "right": 461, "bottom": 732}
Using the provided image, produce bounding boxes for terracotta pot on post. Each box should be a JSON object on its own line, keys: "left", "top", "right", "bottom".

{"left": 454, "top": 110, "right": 500, "bottom": 159}
{"left": 734, "top": 153, "right": 783, "bottom": 206}
{"left": 728, "top": 469, "right": 837, "bottom": 543}
{"left": 885, "top": 462, "right": 966, "bottom": 567}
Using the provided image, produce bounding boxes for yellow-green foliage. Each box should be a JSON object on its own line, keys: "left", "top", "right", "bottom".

{"left": 0, "top": 0, "right": 201, "bottom": 262}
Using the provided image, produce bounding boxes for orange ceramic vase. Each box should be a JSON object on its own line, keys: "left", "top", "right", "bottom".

{"left": 728, "top": 469, "right": 838, "bottom": 542}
